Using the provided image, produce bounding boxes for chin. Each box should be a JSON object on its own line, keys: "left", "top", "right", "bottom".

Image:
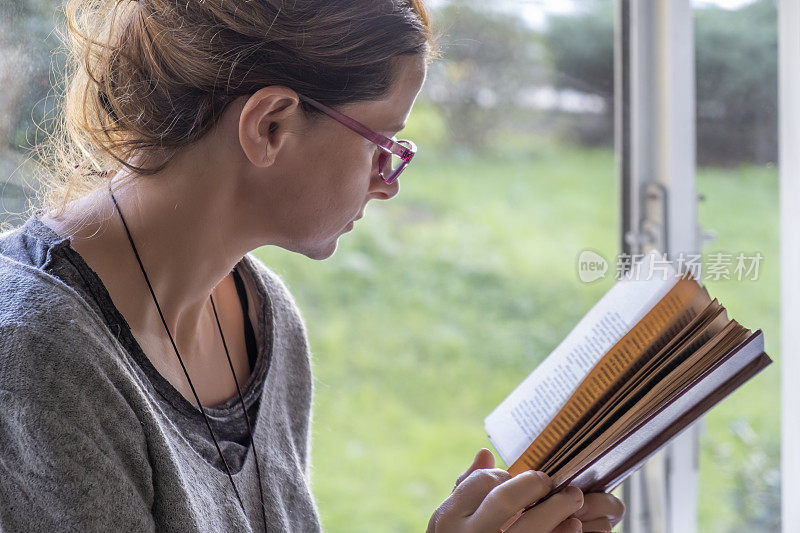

{"left": 302, "top": 240, "right": 339, "bottom": 261}
{"left": 278, "top": 231, "right": 343, "bottom": 261}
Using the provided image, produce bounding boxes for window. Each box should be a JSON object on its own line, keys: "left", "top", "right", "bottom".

{"left": 0, "top": 1, "right": 780, "bottom": 531}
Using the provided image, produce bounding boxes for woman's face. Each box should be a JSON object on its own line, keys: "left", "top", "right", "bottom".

{"left": 241, "top": 54, "right": 427, "bottom": 260}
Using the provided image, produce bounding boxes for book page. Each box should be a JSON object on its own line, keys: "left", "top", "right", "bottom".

{"left": 485, "top": 251, "right": 681, "bottom": 466}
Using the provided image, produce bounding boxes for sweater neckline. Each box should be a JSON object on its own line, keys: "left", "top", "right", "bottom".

{"left": 25, "top": 214, "right": 275, "bottom": 430}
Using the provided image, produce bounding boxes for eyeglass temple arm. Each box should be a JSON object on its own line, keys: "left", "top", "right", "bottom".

{"left": 297, "top": 93, "right": 414, "bottom": 161}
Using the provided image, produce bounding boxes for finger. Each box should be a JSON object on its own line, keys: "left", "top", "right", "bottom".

{"left": 581, "top": 517, "right": 612, "bottom": 532}
{"left": 466, "top": 470, "right": 554, "bottom": 532}
{"left": 549, "top": 518, "right": 583, "bottom": 533}
{"left": 503, "top": 486, "right": 584, "bottom": 533}
{"left": 445, "top": 468, "right": 512, "bottom": 518}
{"left": 497, "top": 509, "right": 522, "bottom": 532}
{"left": 455, "top": 449, "right": 496, "bottom": 490}
{"left": 573, "top": 492, "right": 626, "bottom": 525}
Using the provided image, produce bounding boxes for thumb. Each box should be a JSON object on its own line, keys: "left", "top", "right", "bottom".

{"left": 455, "top": 448, "right": 496, "bottom": 489}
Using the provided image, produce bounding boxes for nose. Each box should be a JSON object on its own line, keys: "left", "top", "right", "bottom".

{"left": 370, "top": 154, "right": 400, "bottom": 200}
{"left": 371, "top": 173, "right": 400, "bottom": 200}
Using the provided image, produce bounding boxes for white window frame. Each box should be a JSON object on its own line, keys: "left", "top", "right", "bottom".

{"left": 615, "top": 1, "right": 699, "bottom": 531}
{"left": 780, "top": 1, "right": 798, "bottom": 532}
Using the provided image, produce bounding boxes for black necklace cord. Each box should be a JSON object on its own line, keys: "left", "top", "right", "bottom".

{"left": 106, "top": 181, "right": 268, "bottom": 532}
{"left": 209, "top": 294, "right": 268, "bottom": 529}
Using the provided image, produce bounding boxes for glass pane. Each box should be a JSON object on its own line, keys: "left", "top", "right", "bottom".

{"left": 256, "top": 2, "right": 617, "bottom": 530}
{"left": 692, "top": 1, "right": 779, "bottom": 532}
{"left": 0, "top": 1, "right": 62, "bottom": 231}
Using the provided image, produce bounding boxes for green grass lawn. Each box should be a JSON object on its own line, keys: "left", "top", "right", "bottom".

{"left": 252, "top": 128, "right": 779, "bottom": 531}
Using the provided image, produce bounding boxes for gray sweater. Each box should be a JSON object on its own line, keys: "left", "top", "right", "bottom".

{"left": 0, "top": 216, "right": 322, "bottom": 532}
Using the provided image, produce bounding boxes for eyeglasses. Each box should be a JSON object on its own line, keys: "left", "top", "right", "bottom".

{"left": 296, "top": 93, "right": 416, "bottom": 184}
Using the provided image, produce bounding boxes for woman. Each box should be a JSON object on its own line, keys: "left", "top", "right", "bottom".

{"left": 0, "top": 0, "right": 623, "bottom": 531}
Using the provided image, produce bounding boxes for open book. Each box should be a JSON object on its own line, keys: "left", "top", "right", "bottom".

{"left": 484, "top": 251, "right": 771, "bottom": 494}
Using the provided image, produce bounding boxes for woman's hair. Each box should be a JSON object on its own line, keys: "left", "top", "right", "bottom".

{"left": 30, "top": 0, "right": 436, "bottom": 220}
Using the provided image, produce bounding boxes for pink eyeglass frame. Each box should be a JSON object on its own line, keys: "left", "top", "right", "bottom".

{"left": 297, "top": 93, "right": 416, "bottom": 184}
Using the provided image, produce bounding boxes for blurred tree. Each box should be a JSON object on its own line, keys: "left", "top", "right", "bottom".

{"left": 425, "top": 2, "right": 546, "bottom": 153}
{"left": 541, "top": 2, "right": 614, "bottom": 147}
{"left": 694, "top": 1, "right": 777, "bottom": 166}
{"left": 1, "top": 0, "right": 779, "bottom": 173}
{"left": 541, "top": 0, "right": 777, "bottom": 166}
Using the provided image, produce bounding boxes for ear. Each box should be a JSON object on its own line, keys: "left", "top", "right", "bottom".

{"left": 238, "top": 87, "right": 302, "bottom": 168}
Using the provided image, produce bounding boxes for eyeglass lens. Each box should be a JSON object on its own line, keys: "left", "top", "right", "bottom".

{"left": 378, "top": 141, "right": 412, "bottom": 183}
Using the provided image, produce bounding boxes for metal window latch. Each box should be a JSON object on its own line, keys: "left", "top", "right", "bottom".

{"left": 624, "top": 182, "right": 669, "bottom": 256}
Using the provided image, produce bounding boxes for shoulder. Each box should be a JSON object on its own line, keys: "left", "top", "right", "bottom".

{"left": 0, "top": 253, "right": 132, "bottom": 409}
{"left": 0, "top": 255, "right": 153, "bottom": 524}
{"left": 242, "top": 253, "right": 316, "bottom": 477}
{"left": 0, "top": 257, "right": 154, "bottom": 528}
{"left": 0, "top": 249, "right": 100, "bottom": 322}
{"left": 0, "top": 251, "right": 109, "bottom": 339}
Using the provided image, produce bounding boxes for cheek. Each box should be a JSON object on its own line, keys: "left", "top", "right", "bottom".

{"left": 329, "top": 144, "right": 378, "bottom": 193}
{"left": 280, "top": 137, "right": 376, "bottom": 221}
{"left": 290, "top": 149, "right": 372, "bottom": 223}
{"left": 344, "top": 140, "right": 378, "bottom": 176}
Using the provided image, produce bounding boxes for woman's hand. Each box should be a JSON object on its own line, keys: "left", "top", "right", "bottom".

{"left": 505, "top": 492, "right": 626, "bottom": 533}
{"left": 570, "top": 491, "right": 625, "bottom": 532}
{"left": 427, "top": 449, "right": 585, "bottom": 533}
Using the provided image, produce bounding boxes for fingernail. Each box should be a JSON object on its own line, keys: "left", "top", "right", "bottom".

{"left": 565, "top": 485, "right": 583, "bottom": 502}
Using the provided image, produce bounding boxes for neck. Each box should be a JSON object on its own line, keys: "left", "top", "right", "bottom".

{"left": 40, "top": 156, "right": 256, "bottom": 352}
